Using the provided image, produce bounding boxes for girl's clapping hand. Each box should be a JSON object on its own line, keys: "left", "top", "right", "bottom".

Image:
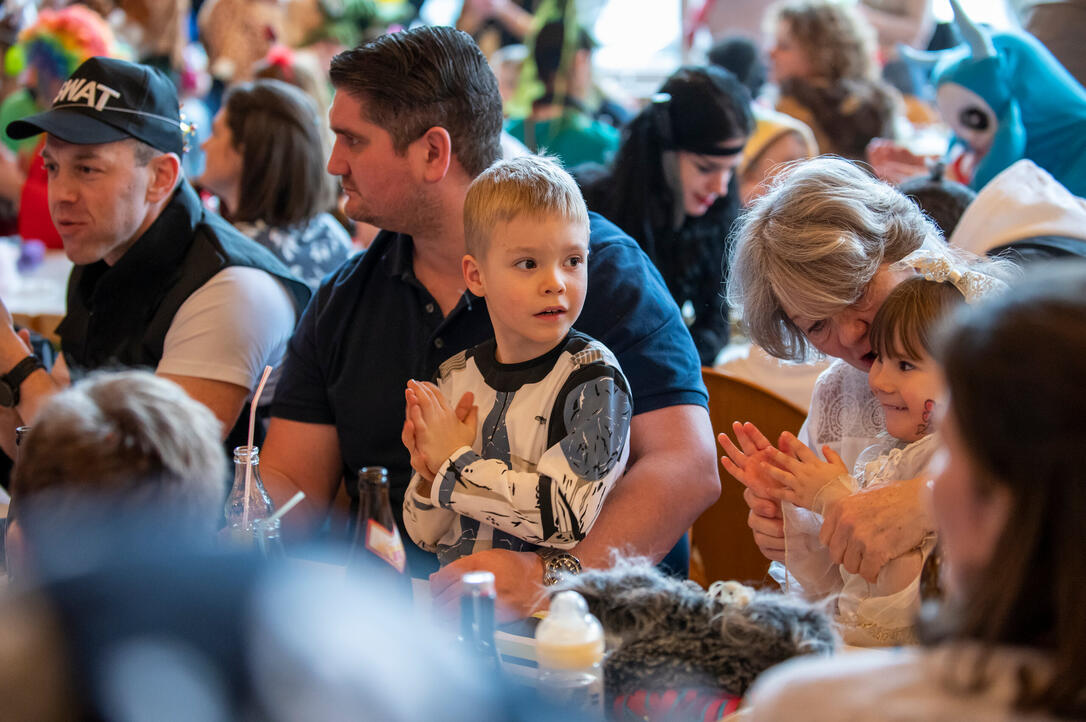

{"left": 762, "top": 432, "right": 850, "bottom": 511}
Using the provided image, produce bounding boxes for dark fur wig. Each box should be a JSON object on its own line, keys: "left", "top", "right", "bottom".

{"left": 552, "top": 558, "right": 836, "bottom": 698}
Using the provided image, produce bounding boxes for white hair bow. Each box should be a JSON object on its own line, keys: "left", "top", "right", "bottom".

{"left": 897, "top": 251, "right": 1008, "bottom": 303}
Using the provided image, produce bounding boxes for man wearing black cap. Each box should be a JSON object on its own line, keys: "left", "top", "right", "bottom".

{"left": 0, "top": 57, "right": 310, "bottom": 447}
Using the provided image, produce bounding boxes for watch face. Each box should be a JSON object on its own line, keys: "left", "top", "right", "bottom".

{"left": 543, "top": 553, "right": 582, "bottom": 585}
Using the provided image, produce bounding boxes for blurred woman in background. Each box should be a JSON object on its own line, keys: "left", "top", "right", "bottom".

{"left": 199, "top": 78, "right": 352, "bottom": 289}
{"left": 766, "top": 0, "right": 902, "bottom": 161}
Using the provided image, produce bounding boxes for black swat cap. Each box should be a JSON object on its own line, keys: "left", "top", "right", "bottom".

{"left": 6, "top": 56, "right": 184, "bottom": 155}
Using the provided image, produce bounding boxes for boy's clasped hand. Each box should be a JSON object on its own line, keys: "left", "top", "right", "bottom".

{"left": 402, "top": 379, "right": 478, "bottom": 488}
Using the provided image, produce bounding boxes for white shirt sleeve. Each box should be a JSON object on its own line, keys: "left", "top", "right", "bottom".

{"left": 156, "top": 267, "right": 297, "bottom": 395}
{"left": 403, "top": 471, "right": 458, "bottom": 551}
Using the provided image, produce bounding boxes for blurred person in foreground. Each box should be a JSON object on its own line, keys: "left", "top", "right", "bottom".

{"left": 2, "top": 490, "right": 570, "bottom": 722}
{"left": 1, "top": 370, "right": 575, "bottom": 721}
{"left": 747, "top": 263, "right": 1086, "bottom": 720}
{"left": 5, "top": 370, "right": 225, "bottom": 582}
{"left": 262, "top": 26, "right": 718, "bottom": 619}
{"left": 0, "top": 57, "right": 310, "bottom": 456}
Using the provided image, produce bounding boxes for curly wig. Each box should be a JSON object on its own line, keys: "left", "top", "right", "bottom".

{"left": 768, "top": 0, "right": 879, "bottom": 82}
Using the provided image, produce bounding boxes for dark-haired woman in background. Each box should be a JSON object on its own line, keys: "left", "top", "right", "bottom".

{"left": 576, "top": 66, "right": 753, "bottom": 365}
{"left": 199, "top": 79, "right": 353, "bottom": 290}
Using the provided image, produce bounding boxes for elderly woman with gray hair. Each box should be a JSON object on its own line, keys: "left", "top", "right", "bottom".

{"left": 719, "top": 156, "right": 952, "bottom": 598}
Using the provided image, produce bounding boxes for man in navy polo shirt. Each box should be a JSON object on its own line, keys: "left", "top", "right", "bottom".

{"left": 263, "top": 26, "right": 720, "bottom": 618}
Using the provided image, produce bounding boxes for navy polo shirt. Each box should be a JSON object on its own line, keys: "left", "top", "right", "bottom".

{"left": 272, "top": 212, "right": 707, "bottom": 575}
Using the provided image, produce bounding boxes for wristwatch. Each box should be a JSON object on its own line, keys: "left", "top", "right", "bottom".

{"left": 537, "top": 548, "right": 582, "bottom": 586}
{"left": 0, "top": 355, "right": 44, "bottom": 408}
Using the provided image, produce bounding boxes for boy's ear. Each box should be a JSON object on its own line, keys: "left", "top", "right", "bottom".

{"left": 463, "top": 254, "right": 485, "bottom": 296}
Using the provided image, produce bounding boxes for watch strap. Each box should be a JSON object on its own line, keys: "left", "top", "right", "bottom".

{"left": 1, "top": 355, "right": 44, "bottom": 407}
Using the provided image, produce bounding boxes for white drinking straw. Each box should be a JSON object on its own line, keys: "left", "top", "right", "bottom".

{"left": 243, "top": 365, "right": 274, "bottom": 528}
{"left": 266, "top": 491, "right": 306, "bottom": 525}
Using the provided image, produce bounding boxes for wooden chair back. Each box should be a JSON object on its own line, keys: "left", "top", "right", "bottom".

{"left": 690, "top": 367, "right": 807, "bottom": 588}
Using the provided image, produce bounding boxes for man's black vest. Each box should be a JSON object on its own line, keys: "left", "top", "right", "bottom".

{"left": 56, "top": 181, "right": 311, "bottom": 446}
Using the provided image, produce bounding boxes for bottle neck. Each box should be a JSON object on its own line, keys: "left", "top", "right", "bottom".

{"left": 357, "top": 467, "right": 390, "bottom": 509}
{"left": 231, "top": 445, "right": 266, "bottom": 495}
{"left": 233, "top": 445, "right": 260, "bottom": 466}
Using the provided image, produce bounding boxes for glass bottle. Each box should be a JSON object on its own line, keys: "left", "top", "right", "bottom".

{"left": 458, "top": 571, "right": 502, "bottom": 672}
{"left": 223, "top": 445, "right": 278, "bottom": 548}
{"left": 346, "top": 466, "right": 406, "bottom": 575}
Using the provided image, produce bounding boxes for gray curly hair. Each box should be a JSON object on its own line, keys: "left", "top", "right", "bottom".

{"left": 11, "top": 370, "right": 226, "bottom": 539}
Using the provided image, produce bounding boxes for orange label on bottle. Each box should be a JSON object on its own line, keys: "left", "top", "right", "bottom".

{"left": 365, "top": 519, "right": 406, "bottom": 573}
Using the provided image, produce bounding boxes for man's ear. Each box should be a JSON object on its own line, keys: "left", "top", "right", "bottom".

{"left": 145, "top": 152, "right": 181, "bottom": 203}
{"left": 416, "top": 126, "right": 453, "bottom": 183}
{"left": 463, "top": 253, "right": 485, "bottom": 296}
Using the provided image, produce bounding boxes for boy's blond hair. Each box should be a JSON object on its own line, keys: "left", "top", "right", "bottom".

{"left": 463, "top": 155, "right": 590, "bottom": 258}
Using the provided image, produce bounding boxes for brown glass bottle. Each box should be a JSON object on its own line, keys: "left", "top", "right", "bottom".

{"left": 346, "top": 466, "right": 407, "bottom": 576}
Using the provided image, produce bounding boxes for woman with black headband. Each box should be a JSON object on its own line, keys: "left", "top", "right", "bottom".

{"left": 576, "top": 66, "right": 754, "bottom": 365}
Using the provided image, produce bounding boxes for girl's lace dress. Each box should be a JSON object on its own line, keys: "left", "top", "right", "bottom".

{"left": 772, "top": 359, "right": 937, "bottom": 645}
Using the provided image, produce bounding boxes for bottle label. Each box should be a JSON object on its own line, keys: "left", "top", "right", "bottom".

{"left": 366, "top": 519, "right": 406, "bottom": 573}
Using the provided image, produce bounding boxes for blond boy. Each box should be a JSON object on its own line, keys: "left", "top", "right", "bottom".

{"left": 402, "top": 156, "right": 632, "bottom": 568}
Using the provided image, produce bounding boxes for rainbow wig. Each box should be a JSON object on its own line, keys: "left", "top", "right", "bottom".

{"left": 12, "top": 6, "right": 122, "bottom": 85}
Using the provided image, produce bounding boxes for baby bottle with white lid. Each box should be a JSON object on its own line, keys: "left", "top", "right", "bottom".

{"left": 535, "top": 590, "right": 604, "bottom": 716}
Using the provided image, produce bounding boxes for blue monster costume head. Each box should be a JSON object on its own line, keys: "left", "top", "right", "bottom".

{"left": 931, "top": 0, "right": 1086, "bottom": 195}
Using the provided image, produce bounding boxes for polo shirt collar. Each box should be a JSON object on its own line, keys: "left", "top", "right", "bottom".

{"left": 380, "top": 230, "right": 416, "bottom": 282}
{"left": 378, "top": 229, "right": 479, "bottom": 311}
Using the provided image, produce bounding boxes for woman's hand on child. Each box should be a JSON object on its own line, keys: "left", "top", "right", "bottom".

{"left": 762, "top": 432, "right": 849, "bottom": 510}
{"left": 406, "top": 380, "right": 478, "bottom": 476}
{"left": 819, "top": 476, "right": 935, "bottom": 583}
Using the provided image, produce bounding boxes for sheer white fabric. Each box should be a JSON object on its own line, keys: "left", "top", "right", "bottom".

{"left": 800, "top": 359, "right": 885, "bottom": 467}
{"left": 836, "top": 434, "right": 939, "bottom": 646}
{"left": 771, "top": 360, "right": 884, "bottom": 599}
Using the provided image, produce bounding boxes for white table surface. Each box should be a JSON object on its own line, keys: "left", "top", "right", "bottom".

{"left": 5, "top": 250, "right": 71, "bottom": 318}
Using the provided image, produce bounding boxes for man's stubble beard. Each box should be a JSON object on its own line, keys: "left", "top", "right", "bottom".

{"left": 352, "top": 185, "right": 442, "bottom": 237}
